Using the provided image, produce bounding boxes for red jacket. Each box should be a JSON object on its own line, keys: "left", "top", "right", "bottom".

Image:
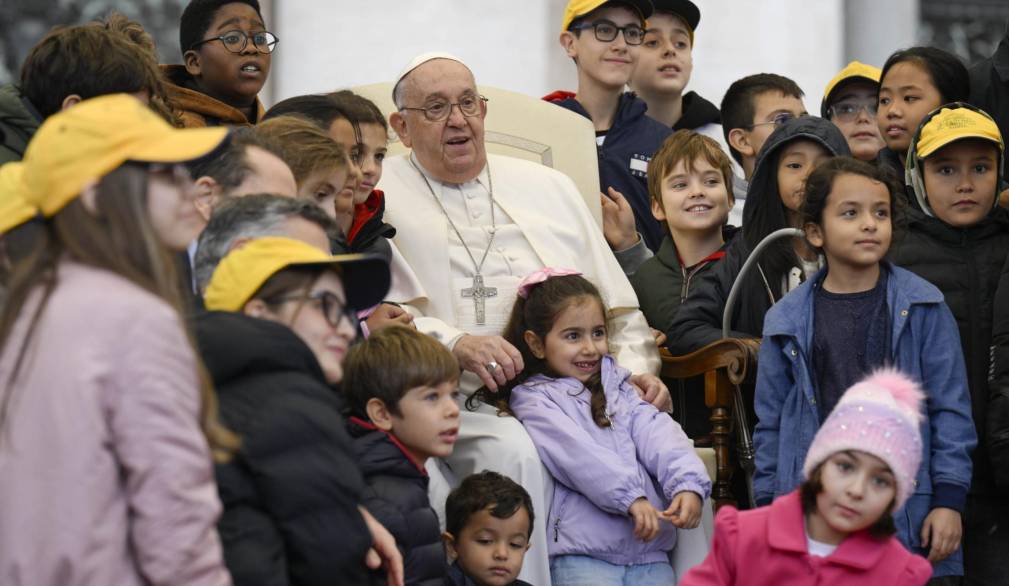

{"left": 680, "top": 490, "right": 931, "bottom": 586}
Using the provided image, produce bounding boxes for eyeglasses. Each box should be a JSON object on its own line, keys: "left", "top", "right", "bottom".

{"left": 745, "top": 112, "right": 799, "bottom": 130}
{"left": 399, "top": 94, "right": 489, "bottom": 122}
{"left": 827, "top": 101, "right": 878, "bottom": 123}
{"left": 148, "top": 163, "right": 192, "bottom": 186}
{"left": 191, "top": 29, "right": 279, "bottom": 54}
{"left": 570, "top": 20, "right": 645, "bottom": 46}
{"left": 270, "top": 291, "right": 357, "bottom": 329}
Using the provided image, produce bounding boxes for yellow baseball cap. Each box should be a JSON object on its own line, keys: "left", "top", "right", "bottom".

{"left": 915, "top": 105, "right": 1004, "bottom": 159}
{"left": 0, "top": 162, "right": 39, "bottom": 235}
{"left": 561, "top": 0, "right": 653, "bottom": 33}
{"left": 820, "top": 61, "right": 882, "bottom": 117}
{"left": 21, "top": 93, "right": 229, "bottom": 217}
{"left": 204, "top": 236, "right": 391, "bottom": 313}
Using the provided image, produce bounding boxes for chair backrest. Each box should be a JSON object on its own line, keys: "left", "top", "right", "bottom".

{"left": 351, "top": 82, "right": 603, "bottom": 227}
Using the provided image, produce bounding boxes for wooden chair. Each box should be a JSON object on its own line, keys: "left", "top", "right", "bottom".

{"left": 660, "top": 338, "right": 758, "bottom": 510}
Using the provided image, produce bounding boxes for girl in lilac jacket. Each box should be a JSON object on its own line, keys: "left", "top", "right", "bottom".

{"left": 483, "top": 268, "right": 711, "bottom": 585}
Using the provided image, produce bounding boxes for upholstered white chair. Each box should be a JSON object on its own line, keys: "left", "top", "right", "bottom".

{"left": 351, "top": 82, "right": 603, "bottom": 227}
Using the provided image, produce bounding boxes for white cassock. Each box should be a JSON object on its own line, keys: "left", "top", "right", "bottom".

{"left": 382, "top": 153, "right": 659, "bottom": 585}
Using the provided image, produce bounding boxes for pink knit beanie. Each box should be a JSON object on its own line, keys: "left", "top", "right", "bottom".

{"left": 802, "top": 369, "right": 925, "bottom": 510}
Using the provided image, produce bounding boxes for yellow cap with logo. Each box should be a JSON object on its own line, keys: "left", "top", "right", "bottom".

{"left": 561, "top": 0, "right": 654, "bottom": 33}
{"left": 821, "top": 61, "right": 882, "bottom": 117}
{"left": 915, "top": 106, "right": 1004, "bottom": 159}
{"left": 0, "top": 162, "right": 39, "bottom": 235}
{"left": 21, "top": 93, "right": 229, "bottom": 217}
{"left": 204, "top": 236, "right": 390, "bottom": 313}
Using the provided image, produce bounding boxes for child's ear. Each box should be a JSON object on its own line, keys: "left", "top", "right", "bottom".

{"left": 559, "top": 31, "right": 578, "bottom": 58}
{"left": 183, "top": 50, "right": 203, "bottom": 77}
{"left": 60, "top": 94, "right": 83, "bottom": 111}
{"left": 242, "top": 298, "right": 270, "bottom": 320}
{"left": 727, "top": 128, "right": 756, "bottom": 159}
{"left": 389, "top": 112, "right": 412, "bottom": 148}
{"left": 442, "top": 531, "right": 458, "bottom": 560}
{"left": 650, "top": 197, "right": 667, "bottom": 222}
{"left": 366, "top": 398, "right": 395, "bottom": 432}
{"left": 804, "top": 221, "right": 824, "bottom": 248}
{"left": 523, "top": 330, "right": 545, "bottom": 360}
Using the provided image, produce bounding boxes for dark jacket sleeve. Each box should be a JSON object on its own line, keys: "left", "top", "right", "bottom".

{"left": 665, "top": 240, "right": 750, "bottom": 354}
{"left": 236, "top": 391, "right": 372, "bottom": 586}
{"left": 988, "top": 252, "right": 1009, "bottom": 492}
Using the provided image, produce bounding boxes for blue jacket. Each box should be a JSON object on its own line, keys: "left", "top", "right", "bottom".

{"left": 510, "top": 355, "right": 710, "bottom": 566}
{"left": 546, "top": 91, "right": 672, "bottom": 251}
{"left": 753, "top": 264, "right": 976, "bottom": 576}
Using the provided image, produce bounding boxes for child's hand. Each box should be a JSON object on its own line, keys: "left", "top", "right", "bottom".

{"left": 600, "top": 187, "right": 638, "bottom": 251}
{"left": 662, "top": 491, "right": 703, "bottom": 529}
{"left": 628, "top": 497, "right": 661, "bottom": 542}
{"left": 629, "top": 373, "right": 672, "bottom": 413}
{"left": 920, "top": 507, "right": 962, "bottom": 562}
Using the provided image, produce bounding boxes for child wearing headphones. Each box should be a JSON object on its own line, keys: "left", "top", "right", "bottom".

{"left": 891, "top": 103, "right": 1009, "bottom": 583}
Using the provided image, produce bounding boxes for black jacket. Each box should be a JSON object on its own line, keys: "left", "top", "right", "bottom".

{"left": 444, "top": 561, "right": 533, "bottom": 586}
{"left": 546, "top": 91, "right": 672, "bottom": 251}
{"left": 989, "top": 245, "right": 1009, "bottom": 492}
{"left": 0, "top": 85, "right": 41, "bottom": 164}
{"left": 349, "top": 417, "right": 447, "bottom": 586}
{"left": 672, "top": 91, "right": 721, "bottom": 131}
{"left": 666, "top": 117, "right": 850, "bottom": 354}
{"left": 193, "top": 311, "right": 373, "bottom": 586}
{"left": 888, "top": 206, "right": 1009, "bottom": 495}
{"left": 970, "top": 33, "right": 1009, "bottom": 178}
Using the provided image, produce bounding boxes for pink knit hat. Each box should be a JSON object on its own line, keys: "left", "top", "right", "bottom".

{"left": 802, "top": 369, "right": 925, "bottom": 510}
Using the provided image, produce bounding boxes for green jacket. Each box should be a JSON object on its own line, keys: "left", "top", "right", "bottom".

{"left": 0, "top": 85, "right": 40, "bottom": 164}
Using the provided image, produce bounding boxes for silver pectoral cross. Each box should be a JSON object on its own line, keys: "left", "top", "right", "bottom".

{"left": 461, "top": 274, "right": 498, "bottom": 325}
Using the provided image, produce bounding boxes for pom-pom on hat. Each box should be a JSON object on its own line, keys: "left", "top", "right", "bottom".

{"left": 803, "top": 369, "right": 925, "bottom": 510}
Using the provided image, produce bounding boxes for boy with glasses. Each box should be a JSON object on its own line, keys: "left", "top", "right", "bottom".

{"left": 165, "top": 0, "right": 277, "bottom": 127}
{"left": 546, "top": 0, "right": 673, "bottom": 266}
{"left": 719, "top": 73, "right": 807, "bottom": 225}
{"left": 822, "top": 61, "right": 885, "bottom": 162}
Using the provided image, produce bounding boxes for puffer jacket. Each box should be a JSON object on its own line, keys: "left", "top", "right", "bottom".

{"left": 193, "top": 310, "right": 373, "bottom": 586}
{"left": 510, "top": 356, "right": 711, "bottom": 566}
{"left": 545, "top": 90, "right": 672, "bottom": 251}
{"left": 162, "top": 65, "right": 264, "bottom": 128}
{"left": 889, "top": 205, "right": 1009, "bottom": 496}
{"left": 348, "top": 417, "right": 447, "bottom": 586}
{"left": 667, "top": 117, "right": 850, "bottom": 354}
{"left": 986, "top": 241, "right": 1009, "bottom": 492}
{"left": 0, "top": 84, "right": 41, "bottom": 164}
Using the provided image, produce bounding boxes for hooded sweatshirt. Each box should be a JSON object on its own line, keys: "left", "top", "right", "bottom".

{"left": 544, "top": 91, "right": 672, "bottom": 251}
{"left": 672, "top": 91, "right": 721, "bottom": 132}
{"left": 0, "top": 84, "right": 42, "bottom": 164}
{"left": 162, "top": 65, "right": 264, "bottom": 128}
{"left": 666, "top": 117, "right": 850, "bottom": 354}
{"left": 193, "top": 310, "right": 373, "bottom": 586}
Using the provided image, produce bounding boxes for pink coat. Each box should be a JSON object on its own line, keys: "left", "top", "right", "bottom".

{"left": 680, "top": 490, "right": 931, "bottom": 586}
{"left": 0, "top": 261, "right": 230, "bottom": 586}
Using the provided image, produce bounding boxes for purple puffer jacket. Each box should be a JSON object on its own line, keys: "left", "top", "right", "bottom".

{"left": 510, "top": 355, "right": 710, "bottom": 566}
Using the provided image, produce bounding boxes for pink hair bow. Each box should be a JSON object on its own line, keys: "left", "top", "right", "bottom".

{"left": 517, "top": 267, "right": 582, "bottom": 299}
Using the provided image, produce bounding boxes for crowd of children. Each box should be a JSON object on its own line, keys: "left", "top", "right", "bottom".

{"left": 0, "top": 0, "right": 1008, "bottom": 585}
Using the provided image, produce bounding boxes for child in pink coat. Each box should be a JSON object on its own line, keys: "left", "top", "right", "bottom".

{"left": 681, "top": 370, "right": 933, "bottom": 585}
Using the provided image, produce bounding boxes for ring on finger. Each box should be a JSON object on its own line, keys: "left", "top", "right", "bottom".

{"left": 486, "top": 361, "right": 499, "bottom": 373}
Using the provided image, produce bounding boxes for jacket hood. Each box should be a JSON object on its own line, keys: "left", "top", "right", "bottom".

{"left": 192, "top": 309, "right": 327, "bottom": 387}
{"left": 674, "top": 91, "right": 721, "bottom": 131}
{"left": 900, "top": 201, "right": 1009, "bottom": 243}
{"left": 0, "top": 85, "right": 42, "bottom": 161}
{"left": 743, "top": 116, "right": 851, "bottom": 229}
{"left": 161, "top": 64, "right": 263, "bottom": 126}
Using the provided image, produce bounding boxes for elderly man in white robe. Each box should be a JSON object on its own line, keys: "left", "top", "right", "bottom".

{"left": 380, "top": 52, "right": 667, "bottom": 585}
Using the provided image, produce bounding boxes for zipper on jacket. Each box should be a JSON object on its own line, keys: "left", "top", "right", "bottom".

{"left": 554, "top": 517, "right": 560, "bottom": 542}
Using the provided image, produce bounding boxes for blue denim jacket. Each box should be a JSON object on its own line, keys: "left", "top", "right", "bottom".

{"left": 753, "top": 263, "right": 976, "bottom": 576}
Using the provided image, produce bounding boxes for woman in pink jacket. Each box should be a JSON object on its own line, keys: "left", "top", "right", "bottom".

{"left": 680, "top": 370, "right": 934, "bottom": 586}
{"left": 0, "top": 94, "right": 235, "bottom": 586}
